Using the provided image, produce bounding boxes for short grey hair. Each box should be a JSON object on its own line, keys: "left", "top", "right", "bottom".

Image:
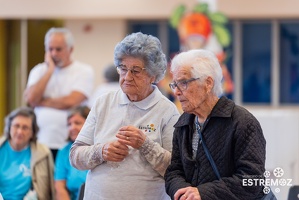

{"left": 44, "top": 27, "right": 74, "bottom": 50}
{"left": 104, "top": 64, "right": 119, "bottom": 82}
{"left": 114, "top": 32, "right": 167, "bottom": 83}
{"left": 4, "top": 107, "right": 39, "bottom": 143}
{"left": 170, "top": 49, "right": 223, "bottom": 96}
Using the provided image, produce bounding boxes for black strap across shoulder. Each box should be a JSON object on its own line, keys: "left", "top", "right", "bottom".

{"left": 195, "top": 117, "right": 221, "bottom": 180}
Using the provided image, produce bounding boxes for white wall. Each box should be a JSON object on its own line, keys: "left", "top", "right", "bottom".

{"left": 0, "top": 0, "right": 196, "bottom": 19}
{"left": 1, "top": 0, "right": 299, "bottom": 19}
{"left": 219, "top": 0, "right": 299, "bottom": 18}
{"left": 65, "top": 19, "right": 126, "bottom": 87}
{"left": 248, "top": 107, "right": 299, "bottom": 199}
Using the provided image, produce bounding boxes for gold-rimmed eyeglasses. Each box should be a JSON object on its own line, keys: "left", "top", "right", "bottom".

{"left": 169, "top": 78, "right": 200, "bottom": 91}
{"left": 116, "top": 64, "right": 146, "bottom": 77}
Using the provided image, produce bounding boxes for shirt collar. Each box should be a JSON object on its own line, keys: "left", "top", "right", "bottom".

{"left": 119, "top": 85, "right": 162, "bottom": 110}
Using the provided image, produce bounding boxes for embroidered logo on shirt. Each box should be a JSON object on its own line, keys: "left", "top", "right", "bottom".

{"left": 139, "top": 124, "right": 156, "bottom": 132}
{"left": 19, "top": 164, "right": 31, "bottom": 177}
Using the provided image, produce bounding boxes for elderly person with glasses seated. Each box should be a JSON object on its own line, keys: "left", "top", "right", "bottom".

{"left": 70, "top": 32, "right": 180, "bottom": 200}
{"left": 165, "top": 49, "right": 270, "bottom": 200}
{"left": 0, "top": 107, "right": 54, "bottom": 199}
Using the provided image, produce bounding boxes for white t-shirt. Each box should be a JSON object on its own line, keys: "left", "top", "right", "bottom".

{"left": 76, "top": 86, "right": 180, "bottom": 200}
{"left": 26, "top": 61, "right": 94, "bottom": 149}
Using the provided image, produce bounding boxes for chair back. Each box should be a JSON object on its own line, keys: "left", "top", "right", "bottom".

{"left": 77, "top": 183, "right": 85, "bottom": 200}
{"left": 288, "top": 185, "right": 299, "bottom": 200}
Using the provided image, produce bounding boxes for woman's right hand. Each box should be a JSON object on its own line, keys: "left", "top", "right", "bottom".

{"left": 102, "top": 141, "right": 129, "bottom": 162}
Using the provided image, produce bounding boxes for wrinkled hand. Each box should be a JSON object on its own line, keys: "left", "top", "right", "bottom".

{"left": 174, "top": 187, "right": 201, "bottom": 200}
{"left": 102, "top": 141, "right": 129, "bottom": 162}
{"left": 116, "top": 125, "right": 146, "bottom": 149}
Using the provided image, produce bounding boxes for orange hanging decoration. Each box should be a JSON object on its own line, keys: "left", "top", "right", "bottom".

{"left": 178, "top": 13, "right": 212, "bottom": 50}
{"left": 168, "top": 2, "right": 234, "bottom": 96}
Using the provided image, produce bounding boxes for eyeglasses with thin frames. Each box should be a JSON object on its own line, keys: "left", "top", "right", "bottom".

{"left": 116, "top": 64, "right": 146, "bottom": 77}
{"left": 11, "top": 124, "right": 32, "bottom": 132}
{"left": 169, "top": 78, "right": 200, "bottom": 91}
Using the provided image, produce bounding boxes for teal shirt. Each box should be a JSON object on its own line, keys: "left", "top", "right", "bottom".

{"left": 54, "top": 142, "right": 88, "bottom": 200}
{"left": 0, "top": 140, "right": 31, "bottom": 200}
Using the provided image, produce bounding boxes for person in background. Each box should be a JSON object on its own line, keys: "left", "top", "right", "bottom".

{"left": 88, "top": 64, "right": 120, "bottom": 107}
{"left": 70, "top": 32, "right": 180, "bottom": 200}
{"left": 165, "top": 49, "right": 267, "bottom": 200}
{"left": 54, "top": 106, "right": 90, "bottom": 200}
{"left": 0, "top": 107, "right": 54, "bottom": 200}
{"left": 24, "top": 27, "right": 94, "bottom": 161}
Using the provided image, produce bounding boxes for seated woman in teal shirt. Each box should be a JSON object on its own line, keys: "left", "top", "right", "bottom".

{"left": 0, "top": 107, "right": 54, "bottom": 200}
{"left": 54, "top": 106, "right": 90, "bottom": 200}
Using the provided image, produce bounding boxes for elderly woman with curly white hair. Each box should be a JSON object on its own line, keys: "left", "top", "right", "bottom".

{"left": 70, "top": 32, "right": 180, "bottom": 200}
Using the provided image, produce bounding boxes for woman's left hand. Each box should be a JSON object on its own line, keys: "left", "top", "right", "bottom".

{"left": 116, "top": 125, "right": 146, "bottom": 149}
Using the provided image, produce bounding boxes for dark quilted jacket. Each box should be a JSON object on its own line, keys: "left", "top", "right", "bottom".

{"left": 165, "top": 96, "right": 266, "bottom": 200}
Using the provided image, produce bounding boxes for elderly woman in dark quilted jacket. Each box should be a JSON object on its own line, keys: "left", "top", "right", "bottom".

{"left": 165, "top": 49, "right": 268, "bottom": 200}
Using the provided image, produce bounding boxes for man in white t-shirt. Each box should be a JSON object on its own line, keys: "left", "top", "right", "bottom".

{"left": 24, "top": 27, "right": 94, "bottom": 160}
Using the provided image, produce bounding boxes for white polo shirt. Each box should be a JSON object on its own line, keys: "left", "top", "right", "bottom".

{"left": 76, "top": 86, "right": 180, "bottom": 200}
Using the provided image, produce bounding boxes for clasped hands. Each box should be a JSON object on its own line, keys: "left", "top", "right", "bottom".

{"left": 102, "top": 125, "right": 146, "bottom": 162}
{"left": 174, "top": 187, "right": 201, "bottom": 200}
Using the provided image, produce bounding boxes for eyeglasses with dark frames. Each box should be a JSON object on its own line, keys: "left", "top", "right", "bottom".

{"left": 169, "top": 78, "right": 200, "bottom": 91}
{"left": 116, "top": 64, "right": 146, "bottom": 77}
